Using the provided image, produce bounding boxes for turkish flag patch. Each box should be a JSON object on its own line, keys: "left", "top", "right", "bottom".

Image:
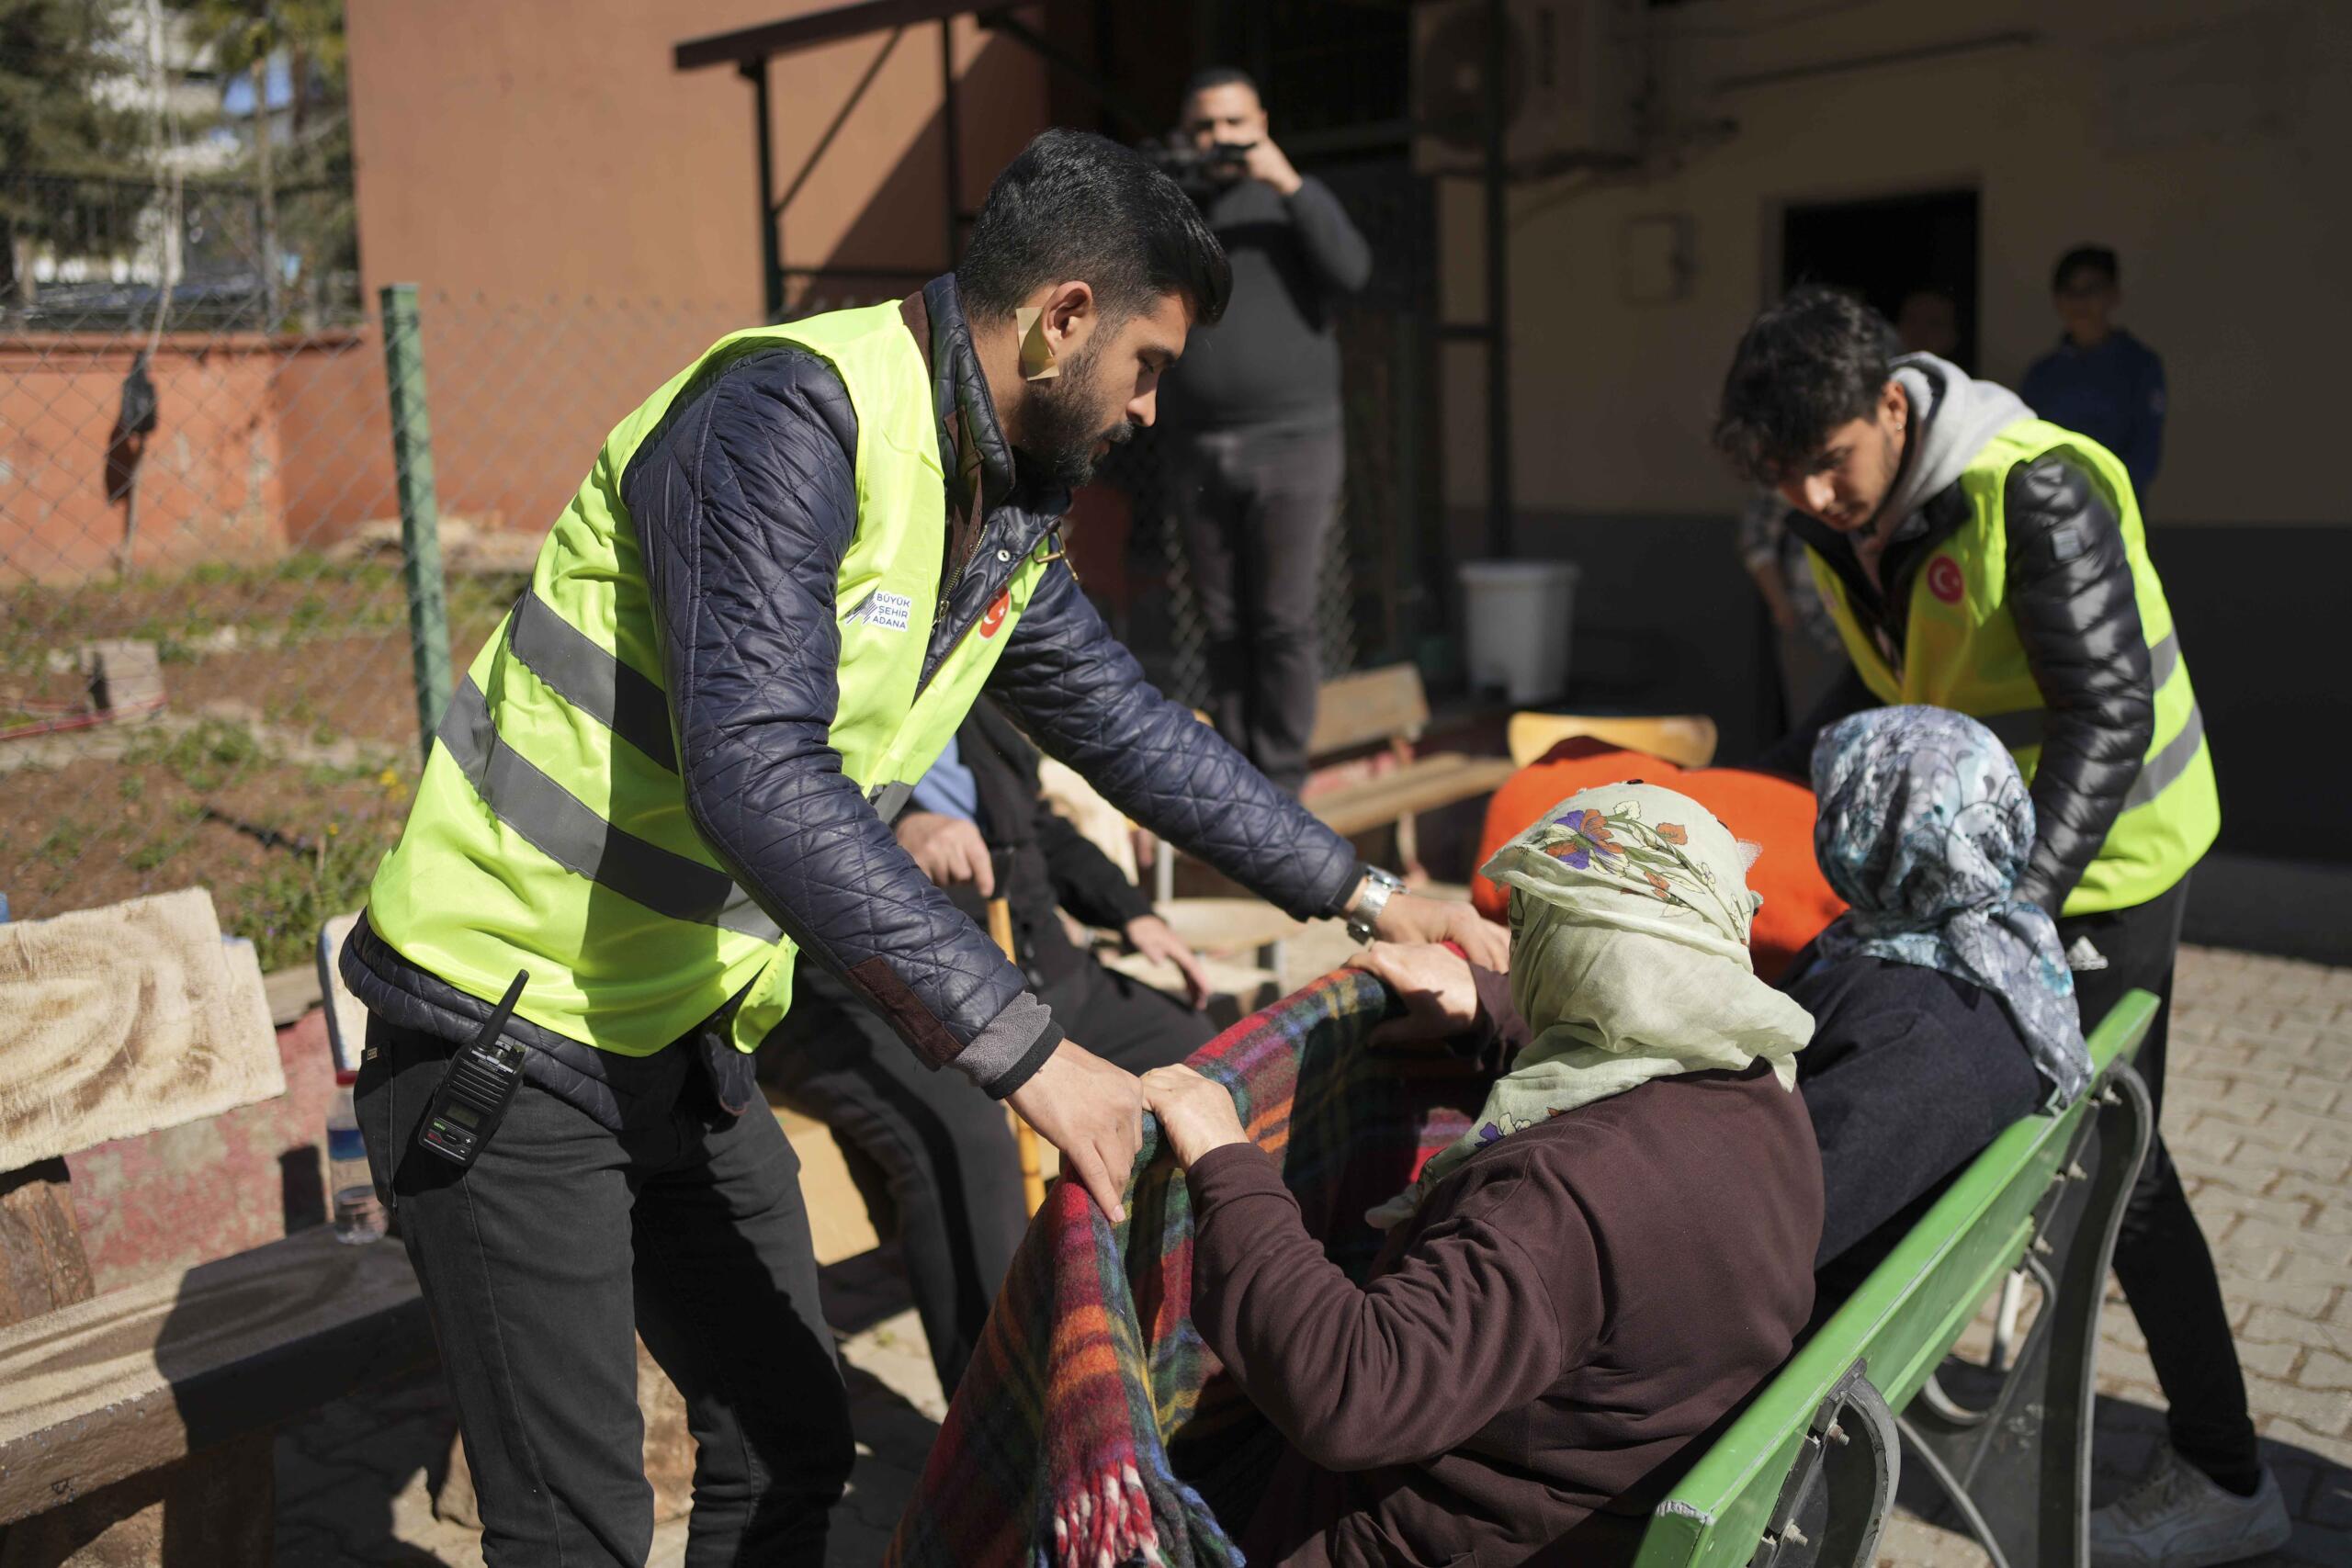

{"left": 1927, "top": 556, "right": 1965, "bottom": 605}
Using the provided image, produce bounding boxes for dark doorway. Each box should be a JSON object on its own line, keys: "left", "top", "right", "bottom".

{"left": 1781, "top": 188, "right": 1980, "bottom": 371}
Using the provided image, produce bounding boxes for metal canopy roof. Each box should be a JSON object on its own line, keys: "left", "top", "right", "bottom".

{"left": 673, "top": 0, "right": 970, "bottom": 73}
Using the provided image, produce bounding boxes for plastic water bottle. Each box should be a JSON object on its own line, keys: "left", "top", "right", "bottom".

{"left": 328, "top": 1071, "right": 386, "bottom": 1245}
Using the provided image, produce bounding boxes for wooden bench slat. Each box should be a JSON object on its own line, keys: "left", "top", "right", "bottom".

{"left": 0, "top": 1225, "right": 431, "bottom": 1523}
{"left": 1306, "top": 664, "right": 1430, "bottom": 757}
{"left": 1308, "top": 754, "right": 1518, "bottom": 839}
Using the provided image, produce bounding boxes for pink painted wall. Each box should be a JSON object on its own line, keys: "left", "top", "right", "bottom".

{"left": 1, "top": 333, "right": 397, "bottom": 588}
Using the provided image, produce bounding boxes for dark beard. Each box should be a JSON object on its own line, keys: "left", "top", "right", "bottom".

{"left": 1015, "top": 341, "right": 1133, "bottom": 489}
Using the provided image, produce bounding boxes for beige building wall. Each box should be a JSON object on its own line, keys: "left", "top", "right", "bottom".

{"left": 1451, "top": 0, "right": 2351, "bottom": 528}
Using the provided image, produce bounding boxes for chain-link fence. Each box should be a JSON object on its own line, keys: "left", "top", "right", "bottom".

{"left": 5, "top": 175, "right": 1418, "bottom": 969}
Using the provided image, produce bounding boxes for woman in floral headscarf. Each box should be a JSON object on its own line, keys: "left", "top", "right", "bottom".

{"left": 1792, "top": 705, "right": 2090, "bottom": 1268}
{"left": 1139, "top": 783, "right": 1822, "bottom": 1567}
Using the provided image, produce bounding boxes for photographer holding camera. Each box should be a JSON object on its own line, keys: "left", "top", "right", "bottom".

{"left": 1158, "top": 67, "right": 1371, "bottom": 794}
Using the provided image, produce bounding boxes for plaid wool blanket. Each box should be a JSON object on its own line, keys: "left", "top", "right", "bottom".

{"left": 886, "top": 966, "right": 1484, "bottom": 1568}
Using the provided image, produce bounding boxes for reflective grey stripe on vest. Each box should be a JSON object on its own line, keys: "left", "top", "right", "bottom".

{"left": 1976, "top": 629, "right": 2183, "bottom": 754}
{"left": 506, "top": 592, "right": 678, "bottom": 773}
{"left": 2124, "top": 702, "right": 2206, "bottom": 813}
{"left": 868, "top": 780, "right": 914, "bottom": 825}
{"left": 2147, "top": 627, "right": 2180, "bottom": 692}
{"left": 437, "top": 676, "right": 779, "bottom": 940}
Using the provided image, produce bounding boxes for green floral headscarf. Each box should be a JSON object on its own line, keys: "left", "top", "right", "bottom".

{"left": 1369, "top": 782, "right": 1815, "bottom": 1228}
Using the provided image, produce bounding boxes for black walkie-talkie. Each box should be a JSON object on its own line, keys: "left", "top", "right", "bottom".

{"left": 417, "top": 970, "right": 530, "bottom": 1168}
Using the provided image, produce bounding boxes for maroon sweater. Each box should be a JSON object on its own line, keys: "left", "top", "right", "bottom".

{"left": 1188, "top": 1052, "right": 1821, "bottom": 1566}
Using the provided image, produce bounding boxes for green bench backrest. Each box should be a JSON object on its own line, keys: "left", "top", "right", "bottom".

{"left": 1630, "top": 989, "right": 2161, "bottom": 1568}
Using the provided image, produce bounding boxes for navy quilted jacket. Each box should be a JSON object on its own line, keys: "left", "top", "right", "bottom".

{"left": 614, "top": 276, "right": 1357, "bottom": 1098}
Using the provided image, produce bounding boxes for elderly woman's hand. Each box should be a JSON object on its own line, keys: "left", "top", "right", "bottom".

{"left": 1348, "top": 942, "right": 1481, "bottom": 1046}
{"left": 1141, "top": 1065, "right": 1250, "bottom": 1168}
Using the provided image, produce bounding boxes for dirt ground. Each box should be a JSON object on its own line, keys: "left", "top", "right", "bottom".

{"left": 0, "top": 558, "right": 518, "bottom": 965}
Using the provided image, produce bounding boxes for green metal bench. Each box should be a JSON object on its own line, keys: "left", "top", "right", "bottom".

{"left": 1632, "top": 988, "right": 2160, "bottom": 1568}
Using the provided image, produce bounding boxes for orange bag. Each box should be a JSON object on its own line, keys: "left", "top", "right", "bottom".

{"left": 1471, "top": 739, "right": 1846, "bottom": 984}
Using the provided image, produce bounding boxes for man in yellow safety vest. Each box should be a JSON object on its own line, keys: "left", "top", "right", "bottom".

{"left": 1715, "top": 287, "right": 2287, "bottom": 1568}
{"left": 343, "top": 131, "right": 1501, "bottom": 1566}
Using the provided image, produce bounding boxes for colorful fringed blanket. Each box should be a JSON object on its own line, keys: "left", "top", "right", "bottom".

{"left": 887, "top": 966, "right": 1484, "bottom": 1568}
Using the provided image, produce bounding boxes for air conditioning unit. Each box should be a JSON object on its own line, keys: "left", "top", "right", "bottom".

{"left": 1412, "top": 0, "right": 1644, "bottom": 176}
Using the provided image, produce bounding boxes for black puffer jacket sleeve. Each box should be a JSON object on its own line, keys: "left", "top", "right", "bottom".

{"left": 2004, "top": 457, "right": 2154, "bottom": 914}
{"left": 985, "top": 559, "right": 1362, "bottom": 922}
{"left": 622, "top": 347, "right": 1061, "bottom": 1099}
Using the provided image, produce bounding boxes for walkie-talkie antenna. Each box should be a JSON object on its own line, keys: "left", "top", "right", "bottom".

{"left": 472, "top": 969, "right": 529, "bottom": 1051}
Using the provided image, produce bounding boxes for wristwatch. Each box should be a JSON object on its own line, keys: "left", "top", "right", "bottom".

{"left": 1343, "top": 865, "right": 1406, "bottom": 945}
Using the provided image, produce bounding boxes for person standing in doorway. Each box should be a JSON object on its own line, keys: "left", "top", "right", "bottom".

{"left": 2023, "top": 246, "right": 2166, "bottom": 499}
{"left": 1894, "top": 285, "right": 1961, "bottom": 363}
{"left": 1160, "top": 66, "right": 1372, "bottom": 794}
{"left": 1718, "top": 287, "right": 2287, "bottom": 1568}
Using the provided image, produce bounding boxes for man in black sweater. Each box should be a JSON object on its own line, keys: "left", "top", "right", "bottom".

{"left": 760, "top": 699, "right": 1216, "bottom": 1392}
{"left": 1160, "top": 67, "right": 1372, "bottom": 793}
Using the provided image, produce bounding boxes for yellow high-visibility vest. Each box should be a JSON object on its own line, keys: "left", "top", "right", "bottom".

{"left": 367, "top": 302, "right": 1053, "bottom": 1054}
{"left": 1807, "top": 419, "right": 2217, "bottom": 914}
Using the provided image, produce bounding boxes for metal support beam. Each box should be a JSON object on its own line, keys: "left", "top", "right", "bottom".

{"left": 379, "top": 283, "right": 451, "bottom": 758}
{"left": 939, "top": 18, "right": 963, "bottom": 265}
{"left": 744, "top": 60, "right": 783, "bottom": 321}
{"left": 677, "top": 0, "right": 961, "bottom": 70}
{"left": 1482, "top": 0, "right": 1513, "bottom": 559}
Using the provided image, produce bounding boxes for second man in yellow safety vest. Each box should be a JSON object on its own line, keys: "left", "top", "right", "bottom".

{"left": 1715, "top": 287, "right": 2289, "bottom": 1568}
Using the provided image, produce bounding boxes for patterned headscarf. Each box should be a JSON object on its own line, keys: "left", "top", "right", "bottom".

{"left": 1369, "top": 782, "right": 1815, "bottom": 1227}
{"left": 1810, "top": 706, "right": 2088, "bottom": 1108}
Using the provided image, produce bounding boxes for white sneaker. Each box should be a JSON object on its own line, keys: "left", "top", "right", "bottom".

{"left": 2089, "top": 1448, "right": 2293, "bottom": 1567}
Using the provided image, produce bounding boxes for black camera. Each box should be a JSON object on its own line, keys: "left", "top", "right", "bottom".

{"left": 1144, "top": 136, "right": 1252, "bottom": 200}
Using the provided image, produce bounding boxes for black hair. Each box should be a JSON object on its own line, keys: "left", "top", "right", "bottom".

{"left": 956, "top": 129, "right": 1231, "bottom": 328}
{"left": 1182, "top": 65, "right": 1259, "bottom": 102}
{"left": 2052, "top": 244, "right": 2120, "bottom": 292}
{"left": 1713, "top": 286, "right": 1900, "bottom": 485}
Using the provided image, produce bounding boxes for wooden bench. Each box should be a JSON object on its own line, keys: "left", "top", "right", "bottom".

{"left": 1631, "top": 990, "right": 2159, "bottom": 1568}
{"left": 1151, "top": 664, "right": 1516, "bottom": 910}
{"left": 1505, "top": 711, "right": 1719, "bottom": 769}
{"left": 1299, "top": 664, "right": 1516, "bottom": 873}
{"left": 0, "top": 1225, "right": 435, "bottom": 1558}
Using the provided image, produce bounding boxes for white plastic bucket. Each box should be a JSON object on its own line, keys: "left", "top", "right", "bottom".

{"left": 1458, "top": 559, "right": 1579, "bottom": 703}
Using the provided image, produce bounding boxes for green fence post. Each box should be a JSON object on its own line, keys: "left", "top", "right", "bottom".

{"left": 380, "top": 283, "right": 451, "bottom": 759}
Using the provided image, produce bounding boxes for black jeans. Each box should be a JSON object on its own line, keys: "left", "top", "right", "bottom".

{"left": 1173, "top": 422, "right": 1345, "bottom": 795}
{"left": 2060, "top": 874, "right": 2262, "bottom": 1493}
{"left": 762, "top": 957, "right": 1214, "bottom": 1392}
{"left": 356, "top": 1015, "right": 851, "bottom": 1567}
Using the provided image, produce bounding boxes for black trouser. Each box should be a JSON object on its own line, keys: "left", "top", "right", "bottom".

{"left": 1173, "top": 422, "right": 1345, "bottom": 795}
{"left": 2060, "top": 874, "right": 2262, "bottom": 1494}
{"left": 356, "top": 1015, "right": 850, "bottom": 1567}
{"left": 763, "top": 956, "right": 1214, "bottom": 1393}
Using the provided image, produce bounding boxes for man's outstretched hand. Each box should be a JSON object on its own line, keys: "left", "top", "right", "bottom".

{"left": 1005, "top": 1039, "right": 1144, "bottom": 1224}
{"left": 1371, "top": 889, "right": 1510, "bottom": 972}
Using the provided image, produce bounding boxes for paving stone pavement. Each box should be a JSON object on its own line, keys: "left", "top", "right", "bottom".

{"left": 275, "top": 941, "right": 2351, "bottom": 1565}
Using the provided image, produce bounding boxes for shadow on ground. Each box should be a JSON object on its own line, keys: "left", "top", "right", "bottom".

{"left": 1890, "top": 1390, "right": 2351, "bottom": 1566}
